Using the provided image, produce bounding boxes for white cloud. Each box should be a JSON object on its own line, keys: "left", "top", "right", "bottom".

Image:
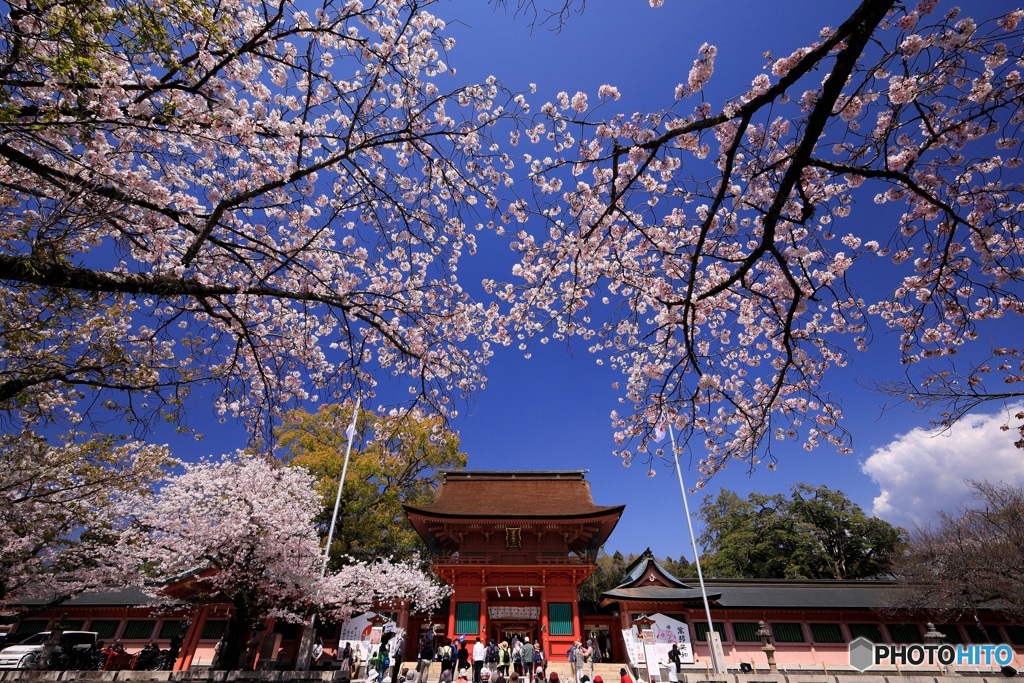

{"left": 861, "top": 404, "right": 1024, "bottom": 530}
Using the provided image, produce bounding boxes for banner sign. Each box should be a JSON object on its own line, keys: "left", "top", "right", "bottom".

{"left": 621, "top": 614, "right": 694, "bottom": 670}
{"left": 487, "top": 606, "right": 541, "bottom": 620}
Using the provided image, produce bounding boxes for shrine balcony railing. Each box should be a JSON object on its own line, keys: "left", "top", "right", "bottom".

{"left": 432, "top": 554, "right": 595, "bottom": 566}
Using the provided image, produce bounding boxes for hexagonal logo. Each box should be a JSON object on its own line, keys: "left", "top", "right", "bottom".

{"left": 849, "top": 637, "right": 875, "bottom": 672}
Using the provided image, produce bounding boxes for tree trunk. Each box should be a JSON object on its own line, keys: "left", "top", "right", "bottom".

{"left": 217, "top": 600, "right": 255, "bottom": 671}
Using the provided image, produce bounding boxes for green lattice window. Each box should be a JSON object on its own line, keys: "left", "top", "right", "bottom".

{"left": 847, "top": 624, "right": 883, "bottom": 643}
{"left": 934, "top": 624, "right": 964, "bottom": 644}
{"left": 122, "top": 620, "right": 155, "bottom": 640}
{"left": 693, "top": 622, "right": 726, "bottom": 642}
{"left": 89, "top": 620, "right": 121, "bottom": 639}
{"left": 200, "top": 620, "right": 228, "bottom": 640}
{"left": 547, "top": 603, "right": 573, "bottom": 636}
{"left": 732, "top": 623, "right": 761, "bottom": 643}
{"left": 886, "top": 624, "right": 920, "bottom": 644}
{"left": 455, "top": 603, "right": 480, "bottom": 636}
{"left": 771, "top": 623, "right": 805, "bottom": 643}
{"left": 1004, "top": 626, "right": 1024, "bottom": 646}
{"left": 809, "top": 624, "right": 843, "bottom": 644}
{"left": 159, "top": 621, "right": 188, "bottom": 639}
{"left": 15, "top": 620, "right": 48, "bottom": 636}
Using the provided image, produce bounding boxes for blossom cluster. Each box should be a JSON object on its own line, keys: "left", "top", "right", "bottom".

{"left": 0, "top": 0, "right": 526, "bottom": 439}
{"left": 495, "top": 2, "right": 1024, "bottom": 479}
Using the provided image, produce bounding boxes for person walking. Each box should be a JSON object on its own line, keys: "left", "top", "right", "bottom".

{"left": 667, "top": 644, "right": 681, "bottom": 675}
{"left": 573, "top": 642, "right": 588, "bottom": 683}
{"left": 392, "top": 633, "right": 406, "bottom": 683}
{"left": 438, "top": 640, "right": 455, "bottom": 680}
{"left": 486, "top": 639, "right": 500, "bottom": 678}
{"left": 418, "top": 636, "right": 435, "bottom": 683}
{"left": 520, "top": 638, "right": 535, "bottom": 680}
{"left": 473, "top": 638, "right": 486, "bottom": 683}
{"left": 498, "top": 642, "right": 511, "bottom": 677}
{"left": 457, "top": 640, "right": 470, "bottom": 678}
{"left": 583, "top": 640, "right": 595, "bottom": 681}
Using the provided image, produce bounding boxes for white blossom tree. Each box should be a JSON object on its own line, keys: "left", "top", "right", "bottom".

{"left": 498, "top": 0, "right": 1024, "bottom": 477}
{"left": 5, "top": 0, "right": 1024, "bottom": 611}
{"left": 0, "top": 0, "right": 511, "bottom": 605}
{"left": 123, "top": 453, "right": 445, "bottom": 670}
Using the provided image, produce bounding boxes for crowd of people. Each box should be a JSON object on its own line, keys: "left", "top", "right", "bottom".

{"left": 326, "top": 632, "right": 629, "bottom": 683}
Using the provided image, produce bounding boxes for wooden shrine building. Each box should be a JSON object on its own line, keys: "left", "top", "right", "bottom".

{"left": 403, "top": 471, "right": 624, "bottom": 659}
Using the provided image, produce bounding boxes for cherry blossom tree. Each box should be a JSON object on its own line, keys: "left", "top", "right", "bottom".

{"left": 4, "top": 0, "right": 1024, "bottom": 566}
{"left": 0, "top": 0, "right": 501, "bottom": 617}
{"left": 0, "top": 433, "right": 172, "bottom": 605}
{"left": 123, "top": 453, "right": 446, "bottom": 670}
{"left": 0, "top": 0, "right": 518, "bottom": 439}
{"left": 497, "top": 0, "right": 1024, "bottom": 478}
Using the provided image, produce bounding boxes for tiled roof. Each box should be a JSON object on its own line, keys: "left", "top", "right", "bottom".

{"left": 404, "top": 470, "right": 624, "bottom": 519}
{"left": 9, "top": 586, "right": 170, "bottom": 607}
{"left": 701, "top": 579, "right": 905, "bottom": 609}
{"left": 620, "top": 549, "right": 691, "bottom": 589}
{"left": 602, "top": 586, "right": 722, "bottom": 602}
{"left": 602, "top": 579, "right": 912, "bottom": 610}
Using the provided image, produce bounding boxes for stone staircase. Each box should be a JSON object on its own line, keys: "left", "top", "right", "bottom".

{"left": 417, "top": 663, "right": 631, "bottom": 683}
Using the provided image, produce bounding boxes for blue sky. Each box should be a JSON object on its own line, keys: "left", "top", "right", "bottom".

{"left": 433, "top": 0, "right": 1024, "bottom": 558}
{"left": 172, "top": 0, "right": 1024, "bottom": 561}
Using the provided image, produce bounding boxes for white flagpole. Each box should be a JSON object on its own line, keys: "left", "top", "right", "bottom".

{"left": 323, "top": 396, "right": 361, "bottom": 577}
{"left": 668, "top": 424, "right": 725, "bottom": 674}
{"left": 299, "top": 397, "right": 361, "bottom": 670}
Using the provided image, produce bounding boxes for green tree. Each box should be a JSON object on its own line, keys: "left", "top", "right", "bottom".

{"left": 698, "top": 484, "right": 905, "bottom": 579}
{"left": 661, "top": 555, "right": 694, "bottom": 579}
{"left": 579, "top": 550, "right": 625, "bottom": 603}
{"left": 276, "top": 401, "right": 467, "bottom": 566}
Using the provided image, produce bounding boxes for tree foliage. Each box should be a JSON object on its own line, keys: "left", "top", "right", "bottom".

{"left": 894, "top": 480, "right": 1024, "bottom": 619}
{"left": 698, "top": 484, "right": 905, "bottom": 579}
{"left": 276, "top": 401, "right": 466, "bottom": 564}
{"left": 3, "top": 0, "right": 1024, "bottom": 609}
{"left": 498, "top": 0, "right": 1024, "bottom": 477}
{"left": 0, "top": 0, "right": 517, "bottom": 438}
{"left": 0, "top": 433, "right": 173, "bottom": 604}
{"left": 579, "top": 549, "right": 627, "bottom": 603}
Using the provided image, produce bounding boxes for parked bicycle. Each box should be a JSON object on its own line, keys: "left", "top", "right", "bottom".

{"left": 47, "top": 645, "right": 103, "bottom": 671}
{"left": 132, "top": 644, "right": 174, "bottom": 671}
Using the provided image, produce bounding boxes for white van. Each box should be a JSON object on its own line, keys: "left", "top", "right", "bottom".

{"left": 0, "top": 631, "right": 98, "bottom": 669}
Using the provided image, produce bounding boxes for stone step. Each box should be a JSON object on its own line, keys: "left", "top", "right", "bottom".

{"left": 414, "top": 662, "right": 631, "bottom": 683}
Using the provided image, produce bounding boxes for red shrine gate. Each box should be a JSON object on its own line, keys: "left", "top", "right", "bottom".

{"left": 404, "top": 471, "right": 624, "bottom": 659}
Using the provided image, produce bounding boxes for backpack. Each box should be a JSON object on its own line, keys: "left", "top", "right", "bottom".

{"left": 440, "top": 646, "right": 453, "bottom": 663}
{"left": 567, "top": 646, "right": 576, "bottom": 663}
{"left": 534, "top": 650, "right": 543, "bottom": 664}
{"left": 487, "top": 644, "right": 499, "bottom": 663}
{"left": 513, "top": 650, "right": 521, "bottom": 664}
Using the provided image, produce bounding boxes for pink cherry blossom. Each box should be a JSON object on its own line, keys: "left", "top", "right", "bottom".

{"left": 498, "top": 0, "right": 1024, "bottom": 481}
